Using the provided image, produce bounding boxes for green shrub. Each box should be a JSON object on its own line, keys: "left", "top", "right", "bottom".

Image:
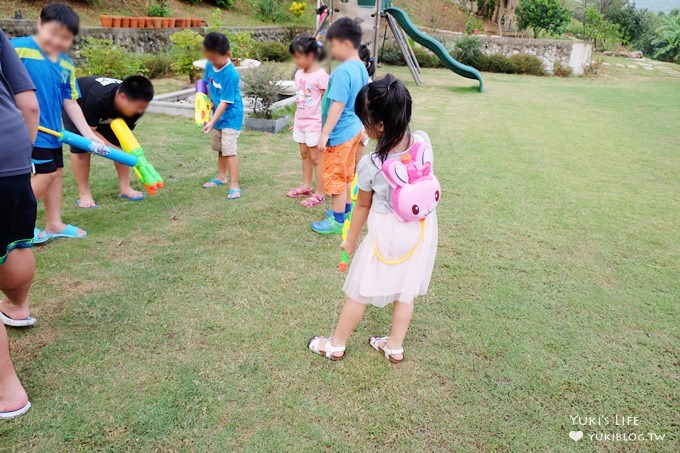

{"left": 508, "top": 54, "right": 545, "bottom": 76}
{"left": 553, "top": 61, "right": 572, "bottom": 77}
{"left": 379, "top": 43, "right": 406, "bottom": 66}
{"left": 378, "top": 43, "right": 442, "bottom": 68}
{"left": 242, "top": 63, "right": 284, "bottom": 119}
{"left": 413, "top": 46, "right": 442, "bottom": 68}
{"left": 254, "top": 41, "right": 290, "bottom": 62}
{"left": 170, "top": 30, "right": 204, "bottom": 82}
{"left": 185, "top": 0, "right": 234, "bottom": 7}
{"left": 80, "top": 38, "right": 143, "bottom": 79}
{"left": 227, "top": 31, "right": 256, "bottom": 61}
{"left": 479, "top": 54, "right": 514, "bottom": 73}
{"left": 216, "top": 0, "right": 235, "bottom": 8}
{"left": 147, "top": 1, "right": 170, "bottom": 17}
{"left": 256, "top": 0, "right": 289, "bottom": 23}
{"left": 451, "top": 36, "right": 483, "bottom": 67}
{"left": 142, "top": 53, "right": 175, "bottom": 79}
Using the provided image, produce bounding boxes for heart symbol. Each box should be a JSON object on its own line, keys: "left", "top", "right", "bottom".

{"left": 569, "top": 430, "right": 584, "bottom": 441}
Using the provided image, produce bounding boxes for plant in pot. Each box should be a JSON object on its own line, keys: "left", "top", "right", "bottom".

{"left": 242, "top": 64, "right": 289, "bottom": 133}
{"left": 227, "top": 31, "right": 255, "bottom": 67}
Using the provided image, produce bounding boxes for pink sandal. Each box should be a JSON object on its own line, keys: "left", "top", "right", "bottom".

{"left": 286, "top": 186, "right": 313, "bottom": 198}
{"left": 300, "top": 193, "right": 325, "bottom": 207}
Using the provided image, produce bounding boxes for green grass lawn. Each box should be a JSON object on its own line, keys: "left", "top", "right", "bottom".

{"left": 1, "top": 64, "right": 678, "bottom": 451}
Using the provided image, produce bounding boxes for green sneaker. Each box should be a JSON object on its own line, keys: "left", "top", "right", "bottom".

{"left": 311, "top": 216, "right": 343, "bottom": 235}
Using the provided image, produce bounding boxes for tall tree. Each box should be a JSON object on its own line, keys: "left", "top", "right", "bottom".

{"left": 516, "top": 0, "right": 572, "bottom": 38}
{"left": 652, "top": 14, "right": 680, "bottom": 63}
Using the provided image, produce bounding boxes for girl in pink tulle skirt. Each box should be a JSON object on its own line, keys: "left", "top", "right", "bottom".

{"left": 309, "top": 75, "right": 439, "bottom": 364}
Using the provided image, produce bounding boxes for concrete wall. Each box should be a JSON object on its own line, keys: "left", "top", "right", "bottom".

{"left": 0, "top": 20, "right": 305, "bottom": 64}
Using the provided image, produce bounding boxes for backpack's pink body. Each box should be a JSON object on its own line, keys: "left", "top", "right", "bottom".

{"left": 382, "top": 141, "right": 441, "bottom": 222}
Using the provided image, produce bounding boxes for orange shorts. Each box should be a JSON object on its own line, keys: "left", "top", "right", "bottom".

{"left": 322, "top": 132, "right": 362, "bottom": 195}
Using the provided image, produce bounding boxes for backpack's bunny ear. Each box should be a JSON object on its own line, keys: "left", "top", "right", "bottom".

{"left": 412, "top": 141, "right": 434, "bottom": 171}
{"left": 383, "top": 159, "right": 409, "bottom": 188}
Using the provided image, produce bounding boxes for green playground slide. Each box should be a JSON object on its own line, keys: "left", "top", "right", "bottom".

{"left": 383, "top": 6, "right": 483, "bottom": 92}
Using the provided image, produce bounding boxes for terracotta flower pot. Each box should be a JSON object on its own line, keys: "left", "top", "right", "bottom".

{"left": 145, "top": 17, "right": 155, "bottom": 28}
{"left": 129, "top": 17, "right": 139, "bottom": 28}
{"left": 180, "top": 18, "right": 190, "bottom": 28}
{"left": 121, "top": 17, "right": 130, "bottom": 28}
{"left": 111, "top": 16, "right": 122, "bottom": 28}
{"left": 100, "top": 15, "right": 113, "bottom": 27}
{"left": 167, "top": 18, "right": 176, "bottom": 28}
{"left": 152, "top": 17, "right": 162, "bottom": 28}
{"left": 192, "top": 18, "right": 203, "bottom": 27}
{"left": 161, "top": 18, "right": 170, "bottom": 28}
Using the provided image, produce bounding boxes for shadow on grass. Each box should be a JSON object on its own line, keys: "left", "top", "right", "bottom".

{"left": 448, "top": 85, "right": 483, "bottom": 94}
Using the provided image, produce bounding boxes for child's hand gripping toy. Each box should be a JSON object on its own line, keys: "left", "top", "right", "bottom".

{"left": 110, "top": 119, "right": 164, "bottom": 196}
{"left": 339, "top": 174, "right": 359, "bottom": 272}
{"left": 38, "top": 126, "right": 138, "bottom": 168}
{"left": 194, "top": 80, "right": 212, "bottom": 128}
{"left": 383, "top": 140, "right": 441, "bottom": 222}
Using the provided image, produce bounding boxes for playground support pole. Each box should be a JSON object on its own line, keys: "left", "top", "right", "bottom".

{"left": 385, "top": 12, "right": 423, "bottom": 85}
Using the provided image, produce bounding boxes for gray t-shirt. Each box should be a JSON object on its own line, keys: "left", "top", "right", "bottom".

{"left": 0, "top": 30, "right": 35, "bottom": 177}
{"left": 356, "top": 131, "right": 431, "bottom": 214}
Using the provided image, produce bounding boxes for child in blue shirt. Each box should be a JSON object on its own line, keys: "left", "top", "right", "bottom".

{"left": 311, "top": 18, "right": 369, "bottom": 235}
{"left": 12, "top": 4, "right": 100, "bottom": 241}
{"left": 200, "top": 32, "right": 244, "bottom": 200}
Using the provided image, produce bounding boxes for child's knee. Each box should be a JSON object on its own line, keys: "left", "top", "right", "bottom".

{"left": 299, "top": 146, "right": 310, "bottom": 160}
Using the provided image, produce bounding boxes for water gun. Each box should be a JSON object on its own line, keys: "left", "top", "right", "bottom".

{"left": 195, "top": 80, "right": 212, "bottom": 128}
{"left": 314, "top": 4, "right": 329, "bottom": 38}
{"left": 339, "top": 174, "right": 360, "bottom": 272}
{"left": 110, "top": 119, "right": 164, "bottom": 196}
{"left": 38, "top": 126, "right": 137, "bottom": 167}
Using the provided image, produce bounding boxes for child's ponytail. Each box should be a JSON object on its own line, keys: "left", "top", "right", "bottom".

{"left": 359, "top": 44, "right": 376, "bottom": 77}
{"left": 289, "top": 34, "right": 326, "bottom": 61}
{"left": 355, "top": 74, "right": 412, "bottom": 163}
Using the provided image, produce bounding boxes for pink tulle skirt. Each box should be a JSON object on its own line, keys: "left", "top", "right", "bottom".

{"left": 343, "top": 210, "right": 438, "bottom": 307}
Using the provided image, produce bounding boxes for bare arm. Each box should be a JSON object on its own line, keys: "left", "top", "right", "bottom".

{"left": 342, "top": 189, "right": 372, "bottom": 255}
{"left": 317, "top": 101, "right": 345, "bottom": 152}
{"left": 63, "top": 99, "right": 99, "bottom": 141}
{"left": 14, "top": 91, "right": 39, "bottom": 143}
{"left": 203, "top": 101, "right": 228, "bottom": 133}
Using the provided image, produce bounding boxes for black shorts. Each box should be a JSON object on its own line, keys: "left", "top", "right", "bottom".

{"left": 0, "top": 174, "right": 37, "bottom": 265}
{"left": 32, "top": 146, "right": 64, "bottom": 174}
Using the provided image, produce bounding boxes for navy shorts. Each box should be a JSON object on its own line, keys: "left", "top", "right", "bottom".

{"left": 0, "top": 174, "right": 37, "bottom": 265}
{"left": 32, "top": 146, "right": 64, "bottom": 174}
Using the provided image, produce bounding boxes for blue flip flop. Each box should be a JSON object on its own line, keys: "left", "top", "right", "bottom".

{"left": 227, "top": 188, "right": 242, "bottom": 200}
{"left": 203, "top": 178, "right": 225, "bottom": 189}
{"left": 33, "top": 228, "right": 51, "bottom": 245}
{"left": 50, "top": 224, "right": 87, "bottom": 239}
{"left": 76, "top": 199, "right": 100, "bottom": 209}
{"left": 117, "top": 193, "right": 145, "bottom": 201}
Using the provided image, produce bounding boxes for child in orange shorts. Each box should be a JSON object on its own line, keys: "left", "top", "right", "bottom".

{"left": 311, "top": 18, "right": 369, "bottom": 234}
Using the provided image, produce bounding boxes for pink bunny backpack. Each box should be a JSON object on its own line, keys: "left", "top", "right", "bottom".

{"left": 382, "top": 140, "right": 441, "bottom": 222}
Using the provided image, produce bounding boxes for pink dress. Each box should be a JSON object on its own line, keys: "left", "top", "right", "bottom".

{"left": 343, "top": 132, "right": 439, "bottom": 307}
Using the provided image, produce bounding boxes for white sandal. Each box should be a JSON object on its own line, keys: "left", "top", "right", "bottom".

{"left": 369, "top": 336, "right": 404, "bottom": 364}
{"left": 308, "top": 336, "right": 346, "bottom": 361}
{"left": 0, "top": 311, "right": 36, "bottom": 327}
{"left": 0, "top": 401, "right": 31, "bottom": 420}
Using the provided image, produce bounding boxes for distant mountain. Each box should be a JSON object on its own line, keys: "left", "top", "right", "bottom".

{"left": 633, "top": 0, "right": 678, "bottom": 13}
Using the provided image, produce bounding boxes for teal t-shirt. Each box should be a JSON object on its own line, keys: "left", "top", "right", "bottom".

{"left": 322, "top": 60, "right": 369, "bottom": 146}
{"left": 11, "top": 36, "right": 80, "bottom": 149}
{"left": 204, "top": 60, "right": 244, "bottom": 131}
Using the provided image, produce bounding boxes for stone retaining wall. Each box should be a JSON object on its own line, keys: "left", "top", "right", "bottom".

{"left": 432, "top": 32, "right": 592, "bottom": 75}
{"left": 0, "top": 20, "right": 306, "bottom": 64}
